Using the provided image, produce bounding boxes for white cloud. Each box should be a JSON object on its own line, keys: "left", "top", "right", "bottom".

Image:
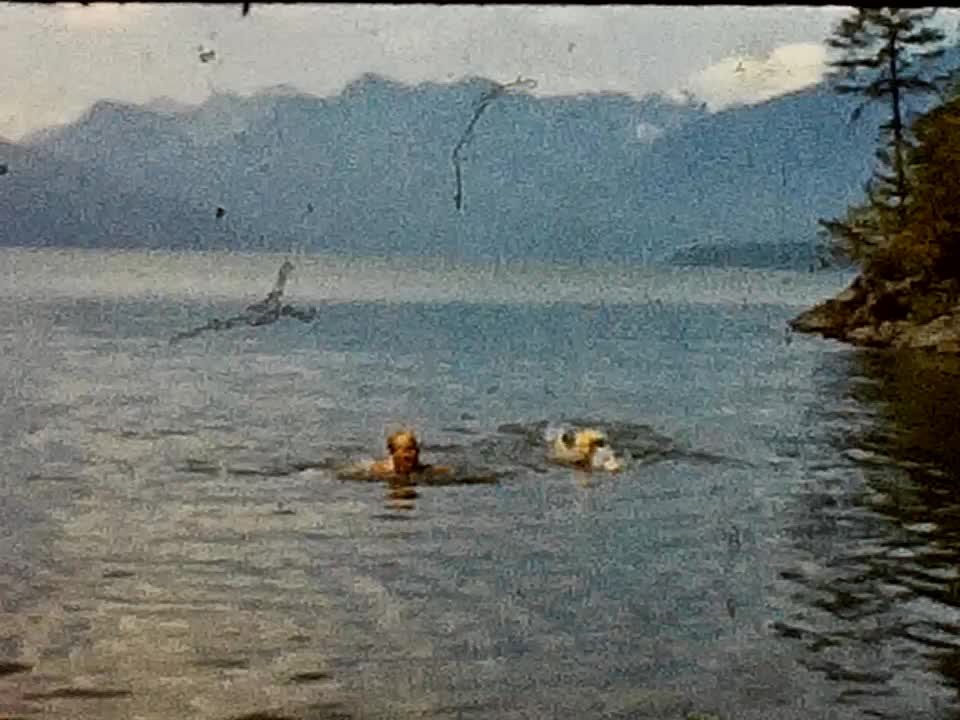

{"left": 681, "top": 42, "right": 829, "bottom": 111}
{"left": 44, "top": 2, "right": 154, "bottom": 31}
{"left": 0, "top": 5, "right": 848, "bottom": 140}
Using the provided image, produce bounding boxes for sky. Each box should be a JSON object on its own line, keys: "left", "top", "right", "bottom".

{"left": 0, "top": 4, "right": 955, "bottom": 142}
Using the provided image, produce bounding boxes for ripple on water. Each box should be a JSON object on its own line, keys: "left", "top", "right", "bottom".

{"left": 14, "top": 281, "right": 949, "bottom": 719}
{"left": 0, "top": 660, "right": 32, "bottom": 677}
{"left": 22, "top": 687, "right": 133, "bottom": 700}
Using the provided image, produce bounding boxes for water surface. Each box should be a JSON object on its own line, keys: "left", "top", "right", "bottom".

{"left": 3, "top": 248, "right": 959, "bottom": 719}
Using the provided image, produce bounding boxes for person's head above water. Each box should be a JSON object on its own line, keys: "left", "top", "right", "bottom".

{"left": 361, "top": 428, "right": 452, "bottom": 479}
{"left": 335, "top": 428, "right": 454, "bottom": 482}
{"left": 549, "top": 426, "right": 624, "bottom": 472}
{"left": 571, "top": 428, "right": 606, "bottom": 451}
{"left": 386, "top": 429, "right": 421, "bottom": 474}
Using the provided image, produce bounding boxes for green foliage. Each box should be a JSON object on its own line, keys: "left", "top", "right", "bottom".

{"left": 899, "top": 93, "right": 960, "bottom": 278}
{"left": 824, "top": 87, "right": 960, "bottom": 282}
{"left": 821, "top": 6, "right": 951, "bottom": 276}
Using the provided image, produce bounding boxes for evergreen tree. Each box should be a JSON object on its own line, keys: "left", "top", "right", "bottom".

{"left": 897, "top": 91, "right": 960, "bottom": 279}
{"left": 820, "top": 7, "right": 947, "bottom": 270}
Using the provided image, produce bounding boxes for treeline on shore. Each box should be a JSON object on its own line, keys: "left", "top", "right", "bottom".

{"left": 792, "top": 7, "right": 960, "bottom": 352}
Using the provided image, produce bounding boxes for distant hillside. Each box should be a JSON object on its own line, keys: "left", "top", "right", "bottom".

{"left": 0, "top": 139, "right": 218, "bottom": 250}
{"left": 668, "top": 239, "right": 854, "bottom": 271}
{"left": 0, "top": 72, "right": 897, "bottom": 263}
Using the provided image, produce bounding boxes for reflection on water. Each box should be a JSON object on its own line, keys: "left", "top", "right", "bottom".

{"left": 2, "top": 252, "right": 899, "bottom": 720}
{"left": 777, "top": 349, "right": 960, "bottom": 718}
{"left": 383, "top": 478, "right": 419, "bottom": 515}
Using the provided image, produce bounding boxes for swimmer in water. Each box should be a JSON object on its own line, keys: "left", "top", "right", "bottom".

{"left": 547, "top": 427, "right": 624, "bottom": 472}
{"left": 370, "top": 429, "right": 451, "bottom": 478}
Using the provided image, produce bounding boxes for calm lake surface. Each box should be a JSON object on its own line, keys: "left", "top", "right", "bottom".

{"left": 2, "top": 247, "right": 960, "bottom": 719}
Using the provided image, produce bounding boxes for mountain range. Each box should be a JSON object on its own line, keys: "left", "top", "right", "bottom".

{"left": 0, "top": 69, "right": 908, "bottom": 267}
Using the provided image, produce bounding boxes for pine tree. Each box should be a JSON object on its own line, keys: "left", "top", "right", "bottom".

{"left": 820, "top": 7, "right": 947, "bottom": 271}
{"left": 897, "top": 91, "right": 960, "bottom": 279}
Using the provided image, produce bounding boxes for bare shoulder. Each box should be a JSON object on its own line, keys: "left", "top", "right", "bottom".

{"left": 370, "top": 459, "right": 394, "bottom": 476}
{"left": 335, "top": 459, "right": 378, "bottom": 481}
{"left": 423, "top": 464, "right": 452, "bottom": 477}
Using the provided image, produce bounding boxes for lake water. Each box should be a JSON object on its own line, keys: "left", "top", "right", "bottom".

{"left": 2, "top": 247, "right": 960, "bottom": 719}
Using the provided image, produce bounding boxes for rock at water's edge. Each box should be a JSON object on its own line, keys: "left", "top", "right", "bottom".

{"left": 895, "top": 313, "right": 960, "bottom": 353}
{"left": 790, "top": 273, "right": 960, "bottom": 353}
{"left": 789, "top": 276, "right": 867, "bottom": 339}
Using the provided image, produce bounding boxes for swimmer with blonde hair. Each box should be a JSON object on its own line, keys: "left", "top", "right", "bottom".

{"left": 547, "top": 426, "right": 624, "bottom": 472}
{"left": 370, "top": 429, "right": 451, "bottom": 478}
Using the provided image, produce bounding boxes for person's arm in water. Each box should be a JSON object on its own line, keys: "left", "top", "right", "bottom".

{"left": 370, "top": 458, "right": 395, "bottom": 476}
{"left": 369, "top": 460, "right": 451, "bottom": 477}
{"left": 423, "top": 463, "right": 452, "bottom": 476}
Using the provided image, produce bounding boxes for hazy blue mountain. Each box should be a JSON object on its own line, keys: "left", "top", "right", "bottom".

{"left": 668, "top": 239, "right": 855, "bottom": 271}
{"left": 0, "top": 138, "right": 222, "bottom": 250}
{"left": 0, "top": 70, "right": 909, "bottom": 265}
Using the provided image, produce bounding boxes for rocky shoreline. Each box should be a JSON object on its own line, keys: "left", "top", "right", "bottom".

{"left": 790, "top": 273, "right": 960, "bottom": 352}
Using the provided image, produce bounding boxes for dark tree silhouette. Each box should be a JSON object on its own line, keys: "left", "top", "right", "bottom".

{"left": 820, "top": 6, "right": 946, "bottom": 261}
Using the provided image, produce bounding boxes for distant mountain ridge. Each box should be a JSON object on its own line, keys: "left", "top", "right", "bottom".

{"left": 0, "top": 70, "right": 914, "bottom": 266}
{"left": 668, "top": 239, "right": 856, "bottom": 271}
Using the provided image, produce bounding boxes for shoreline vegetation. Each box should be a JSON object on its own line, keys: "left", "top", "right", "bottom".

{"left": 791, "top": 7, "right": 960, "bottom": 353}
